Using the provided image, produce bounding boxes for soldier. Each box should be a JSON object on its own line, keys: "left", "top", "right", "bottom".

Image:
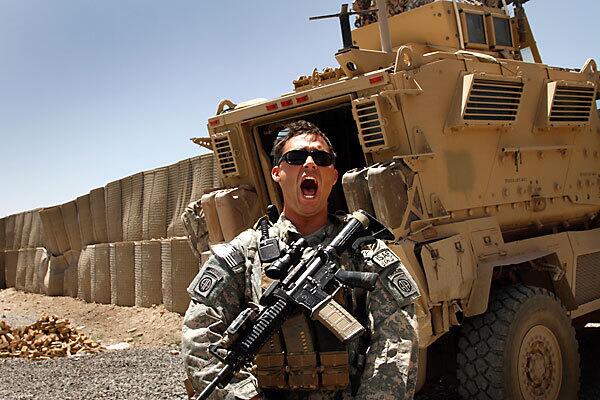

{"left": 354, "top": 0, "right": 502, "bottom": 27}
{"left": 182, "top": 120, "right": 420, "bottom": 400}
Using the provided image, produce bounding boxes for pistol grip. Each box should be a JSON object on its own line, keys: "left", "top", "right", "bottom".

{"left": 312, "top": 299, "right": 364, "bottom": 342}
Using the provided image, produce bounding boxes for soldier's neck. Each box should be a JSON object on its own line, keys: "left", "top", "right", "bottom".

{"left": 282, "top": 208, "right": 328, "bottom": 237}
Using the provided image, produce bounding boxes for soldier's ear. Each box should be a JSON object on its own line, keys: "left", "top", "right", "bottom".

{"left": 271, "top": 165, "right": 281, "bottom": 183}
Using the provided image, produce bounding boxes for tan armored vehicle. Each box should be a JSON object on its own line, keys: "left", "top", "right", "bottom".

{"left": 193, "top": 1, "right": 600, "bottom": 398}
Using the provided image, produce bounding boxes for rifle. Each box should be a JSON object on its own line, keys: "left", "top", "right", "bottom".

{"left": 196, "top": 210, "right": 394, "bottom": 400}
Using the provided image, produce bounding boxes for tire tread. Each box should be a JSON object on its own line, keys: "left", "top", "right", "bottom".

{"left": 456, "top": 284, "right": 579, "bottom": 399}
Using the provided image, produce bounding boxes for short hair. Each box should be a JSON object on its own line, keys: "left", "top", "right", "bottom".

{"left": 272, "top": 120, "right": 336, "bottom": 165}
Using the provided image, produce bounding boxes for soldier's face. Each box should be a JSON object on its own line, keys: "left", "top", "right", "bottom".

{"left": 271, "top": 134, "right": 338, "bottom": 218}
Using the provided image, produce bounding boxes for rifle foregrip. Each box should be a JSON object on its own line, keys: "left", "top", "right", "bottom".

{"left": 238, "top": 298, "right": 290, "bottom": 357}
{"left": 196, "top": 299, "right": 291, "bottom": 400}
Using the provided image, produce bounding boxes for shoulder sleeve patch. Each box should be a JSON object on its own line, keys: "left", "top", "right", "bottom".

{"left": 192, "top": 267, "right": 224, "bottom": 299}
{"left": 387, "top": 267, "right": 418, "bottom": 299}
{"left": 210, "top": 243, "right": 245, "bottom": 273}
{"left": 371, "top": 248, "right": 400, "bottom": 270}
{"left": 380, "top": 262, "right": 420, "bottom": 308}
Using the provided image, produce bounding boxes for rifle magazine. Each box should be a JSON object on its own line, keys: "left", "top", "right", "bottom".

{"left": 313, "top": 299, "right": 364, "bottom": 342}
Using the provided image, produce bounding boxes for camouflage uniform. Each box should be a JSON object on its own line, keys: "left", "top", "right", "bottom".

{"left": 182, "top": 214, "right": 419, "bottom": 400}
{"left": 354, "top": 0, "right": 501, "bottom": 27}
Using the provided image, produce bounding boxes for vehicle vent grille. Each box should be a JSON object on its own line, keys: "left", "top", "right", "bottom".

{"left": 352, "top": 96, "right": 390, "bottom": 152}
{"left": 463, "top": 79, "right": 523, "bottom": 122}
{"left": 548, "top": 84, "right": 595, "bottom": 124}
{"left": 575, "top": 251, "right": 600, "bottom": 305}
{"left": 213, "top": 131, "right": 239, "bottom": 177}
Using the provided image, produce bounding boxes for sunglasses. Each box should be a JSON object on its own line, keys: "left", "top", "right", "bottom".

{"left": 278, "top": 149, "right": 335, "bottom": 167}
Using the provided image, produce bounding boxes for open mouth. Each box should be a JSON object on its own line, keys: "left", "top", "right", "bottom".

{"left": 300, "top": 176, "right": 318, "bottom": 198}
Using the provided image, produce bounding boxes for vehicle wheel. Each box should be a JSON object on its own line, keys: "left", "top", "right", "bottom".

{"left": 456, "top": 284, "right": 579, "bottom": 400}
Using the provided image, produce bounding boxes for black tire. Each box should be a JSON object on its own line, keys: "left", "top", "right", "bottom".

{"left": 456, "top": 284, "right": 580, "bottom": 400}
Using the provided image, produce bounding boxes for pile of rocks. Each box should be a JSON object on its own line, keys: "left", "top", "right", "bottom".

{"left": 0, "top": 316, "right": 103, "bottom": 359}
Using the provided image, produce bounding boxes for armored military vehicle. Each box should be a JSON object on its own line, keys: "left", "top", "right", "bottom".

{"left": 194, "top": 1, "right": 600, "bottom": 398}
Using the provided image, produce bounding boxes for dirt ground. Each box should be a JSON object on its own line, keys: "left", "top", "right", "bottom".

{"left": 0, "top": 288, "right": 184, "bottom": 347}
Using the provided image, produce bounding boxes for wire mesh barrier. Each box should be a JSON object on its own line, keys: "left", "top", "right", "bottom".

{"left": 122, "top": 172, "right": 144, "bottom": 242}
{"left": 13, "top": 213, "right": 24, "bottom": 251}
{"left": 90, "top": 243, "right": 111, "bottom": 304}
{"left": 90, "top": 187, "right": 109, "bottom": 245}
{"left": 166, "top": 159, "right": 193, "bottom": 238}
{"left": 24, "top": 249, "right": 36, "bottom": 293}
{"left": 63, "top": 249, "right": 80, "bottom": 298}
{"left": 105, "top": 180, "right": 123, "bottom": 243}
{"left": 39, "top": 207, "right": 70, "bottom": 256}
{"left": 134, "top": 240, "right": 162, "bottom": 308}
{"left": 60, "top": 201, "right": 82, "bottom": 252}
{"left": 4, "top": 216, "right": 14, "bottom": 251}
{"left": 46, "top": 255, "right": 68, "bottom": 296}
{"left": 109, "top": 241, "right": 135, "bottom": 306}
{"left": 38, "top": 209, "right": 59, "bottom": 256}
{"left": 33, "top": 248, "right": 49, "bottom": 294}
{"left": 4, "top": 250, "right": 18, "bottom": 288}
{"left": 142, "top": 168, "right": 168, "bottom": 240}
{"left": 15, "top": 249, "right": 28, "bottom": 291}
{"left": 27, "top": 211, "right": 44, "bottom": 249}
{"left": 77, "top": 246, "right": 92, "bottom": 302}
{"left": 77, "top": 194, "right": 95, "bottom": 247}
{"left": 161, "top": 237, "right": 200, "bottom": 314}
{"left": 20, "top": 212, "right": 32, "bottom": 249}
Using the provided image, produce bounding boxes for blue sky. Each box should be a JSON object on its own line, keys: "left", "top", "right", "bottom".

{"left": 0, "top": 0, "right": 598, "bottom": 217}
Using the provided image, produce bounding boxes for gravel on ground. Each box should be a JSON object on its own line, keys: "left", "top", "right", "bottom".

{"left": 0, "top": 347, "right": 188, "bottom": 400}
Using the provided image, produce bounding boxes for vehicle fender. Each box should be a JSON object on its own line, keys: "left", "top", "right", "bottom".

{"left": 464, "top": 249, "right": 562, "bottom": 317}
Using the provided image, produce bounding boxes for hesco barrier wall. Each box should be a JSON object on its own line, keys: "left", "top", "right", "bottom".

{"left": 110, "top": 242, "right": 135, "bottom": 307}
{"left": 161, "top": 238, "right": 199, "bottom": 314}
{"left": 0, "top": 153, "right": 220, "bottom": 314}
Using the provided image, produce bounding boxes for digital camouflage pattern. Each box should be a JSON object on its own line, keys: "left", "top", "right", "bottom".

{"left": 353, "top": 0, "right": 503, "bottom": 27}
{"left": 182, "top": 214, "right": 419, "bottom": 400}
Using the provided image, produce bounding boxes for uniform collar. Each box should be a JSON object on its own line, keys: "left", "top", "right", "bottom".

{"left": 278, "top": 213, "right": 343, "bottom": 247}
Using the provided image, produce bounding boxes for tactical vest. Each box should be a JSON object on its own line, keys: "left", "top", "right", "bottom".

{"left": 250, "top": 216, "right": 358, "bottom": 392}
{"left": 254, "top": 287, "right": 352, "bottom": 392}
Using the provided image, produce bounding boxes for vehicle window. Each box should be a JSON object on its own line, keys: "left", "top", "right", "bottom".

{"left": 466, "top": 13, "right": 486, "bottom": 44}
{"left": 493, "top": 17, "right": 512, "bottom": 47}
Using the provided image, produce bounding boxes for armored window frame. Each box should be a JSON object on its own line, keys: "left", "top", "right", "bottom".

{"left": 460, "top": 11, "right": 489, "bottom": 50}
{"left": 486, "top": 14, "right": 515, "bottom": 50}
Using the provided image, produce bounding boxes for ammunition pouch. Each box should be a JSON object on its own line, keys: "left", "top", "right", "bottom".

{"left": 288, "top": 352, "right": 319, "bottom": 390}
{"left": 255, "top": 352, "right": 287, "bottom": 389}
{"left": 319, "top": 351, "right": 350, "bottom": 390}
{"left": 255, "top": 313, "right": 350, "bottom": 392}
{"left": 255, "top": 332, "right": 287, "bottom": 389}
